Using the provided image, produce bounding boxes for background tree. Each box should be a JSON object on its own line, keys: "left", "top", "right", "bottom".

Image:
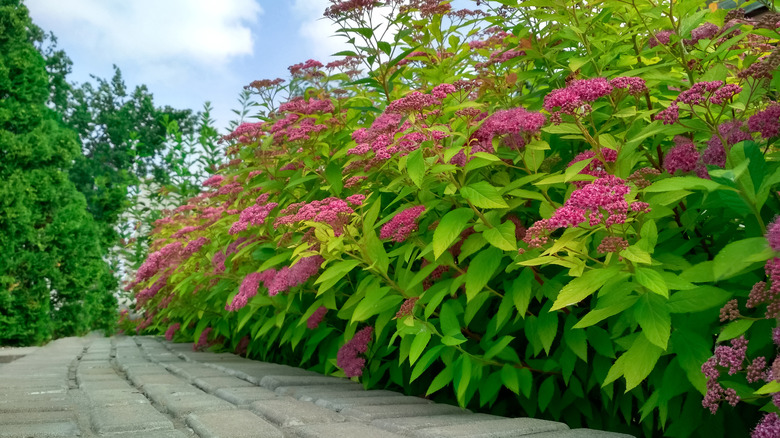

{"left": 0, "top": 0, "right": 116, "bottom": 345}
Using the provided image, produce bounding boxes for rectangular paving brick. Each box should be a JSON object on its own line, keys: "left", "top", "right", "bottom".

{"left": 315, "top": 395, "right": 432, "bottom": 411}
{"left": 408, "top": 417, "right": 570, "bottom": 438}
{"left": 79, "top": 379, "right": 135, "bottom": 391}
{"left": 130, "top": 373, "right": 188, "bottom": 388}
{"left": 340, "top": 403, "right": 468, "bottom": 422}
{"left": 0, "top": 421, "right": 80, "bottom": 437}
{"left": 160, "top": 391, "right": 236, "bottom": 418}
{"left": 86, "top": 388, "right": 150, "bottom": 406}
{"left": 517, "top": 429, "right": 633, "bottom": 438}
{"left": 251, "top": 398, "right": 346, "bottom": 427}
{"left": 91, "top": 403, "right": 174, "bottom": 434}
{"left": 164, "top": 363, "right": 227, "bottom": 381}
{"left": 186, "top": 409, "right": 283, "bottom": 438}
{"left": 275, "top": 383, "right": 366, "bottom": 399}
{"left": 142, "top": 384, "right": 204, "bottom": 404}
{"left": 214, "top": 386, "right": 279, "bottom": 406}
{"left": 216, "top": 363, "right": 315, "bottom": 384}
{"left": 193, "top": 376, "right": 255, "bottom": 393}
{"left": 371, "top": 413, "right": 504, "bottom": 435}
{"left": 289, "top": 422, "right": 404, "bottom": 438}
{"left": 260, "top": 374, "right": 352, "bottom": 390}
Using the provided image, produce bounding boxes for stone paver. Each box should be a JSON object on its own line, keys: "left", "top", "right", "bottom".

{"left": 0, "top": 335, "right": 635, "bottom": 438}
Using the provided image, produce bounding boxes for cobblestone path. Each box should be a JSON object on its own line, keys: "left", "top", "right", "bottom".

{"left": 0, "top": 336, "right": 633, "bottom": 437}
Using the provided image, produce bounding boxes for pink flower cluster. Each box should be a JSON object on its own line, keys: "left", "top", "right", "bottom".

{"left": 275, "top": 198, "right": 355, "bottom": 235}
{"left": 768, "top": 217, "right": 780, "bottom": 252}
{"left": 385, "top": 91, "right": 442, "bottom": 114}
{"left": 649, "top": 29, "right": 674, "bottom": 47}
{"left": 193, "top": 327, "right": 213, "bottom": 351}
{"left": 568, "top": 148, "right": 618, "bottom": 187}
{"left": 226, "top": 270, "right": 276, "bottom": 311}
{"left": 288, "top": 59, "right": 323, "bottom": 77}
{"left": 395, "top": 297, "right": 419, "bottom": 318}
{"left": 703, "top": 120, "right": 751, "bottom": 168}
{"left": 753, "top": 413, "right": 780, "bottom": 438}
{"left": 701, "top": 336, "right": 747, "bottom": 414}
{"left": 688, "top": 22, "right": 720, "bottom": 45}
{"left": 220, "top": 122, "right": 265, "bottom": 144}
{"left": 135, "top": 242, "right": 183, "bottom": 284}
{"left": 307, "top": 306, "right": 328, "bottom": 329}
{"left": 655, "top": 82, "right": 742, "bottom": 125}
{"left": 279, "top": 97, "right": 334, "bottom": 115}
{"left": 165, "top": 323, "right": 181, "bottom": 341}
{"left": 380, "top": 206, "right": 426, "bottom": 242}
{"left": 337, "top": 326, "right": 373, "bottom": 377}
{"left": 664, "top": 136, "right": 703, "bottom": 176}
{"left": 182, "top": 237, "right": 210, "bottom": 259}
{"left": 324, "top": 0, "right": 375, "bottom": 18}
{"left": 544, "top": 77, "right": 642, "bottom": 123}
{"left": 548, "top": 175, "right": 632, "bottom": 228}
{"left": 748, "top": 104, "right": 780, "bottom": 139}
{"left": 229, "top": 196, "right": 279, "bottom": 235}
{"left": 469, "top": 107, "right": 546, "bottom": 153}
{"left": 264, "top": 256, "right": 324, "bottom": 296}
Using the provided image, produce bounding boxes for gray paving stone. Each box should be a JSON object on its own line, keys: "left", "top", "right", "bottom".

{"left": 294, "top": 388, "right": 398, "bottom": 403}
{"left": 216, "top": 363, "right": 315, "bottom": 384}
{"left": 520, "top": 429, "right": 633, "bottom": 438}
{"left": 289, "top": 422, "right": 405, "bottom": 438}
{"left": 0, "top": 411, "right": 76, "bottom": 425}
{"left": 341, "top": 403, "right": 468, "bottom": 422}
{"left": 159, "top": 391, "right": 236, "bottom": 418}
{"left": 408, "top": 417, "right": 570, "bottom": 438}
{"left": 0, "top": 421, "right": 81, "bottom": 437}
{"left": 142, "top": 384, "right": 205, "bottom": 404}
{"left": 193, "top": 376, "right": 255, "bottom": 393}
{"left": 130, "top": 372, "right": 188, "bottom": 388}
{"left": 0, "top": 395, "right": 73, "bottom": 413}
{"left": 371, "top": 413, "right": 505, "bottom": 435}
{"left": 164, "top": 363, "right": 227, "bottom": 381}
{"left": 86, "top": 388, "right": 150, "bottom": 406}
{"left": 99, "top": 430, "right": 192, "bottom": 438}
{"left": 91, "top": 403, "right": 174, "bottom": 433}
{"left": 78, "top": 379, "right": 135, "bottom": 391}
{"left": 274, "top": 380, "right": 368, "bottom": 399}
{"left": 186, "top": 409, "right": 283, "bottom": 438}
{"left": 213, "top": 386, "right": 279, "bottom": 406}
{"left": 251, "top": 398, "right": 346, "bottom": 427}
{"left": 259, "top": 374, "right": 352, "bottom": 390}
{"left": 315, "top": 394, "right": 432, "bottom": 411}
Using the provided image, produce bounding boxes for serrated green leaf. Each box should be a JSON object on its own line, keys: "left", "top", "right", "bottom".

{"left": 717, "top": 319, "right": 754, "bottom": 342}
{"left": 406, "top": 148, "right": 425, "bottom": 189}
{"left": 461, "top": 182, "right": 509, "bottom": 209}
{"left": 634, "top": 293, "right": 671, "bottom": 349}
{"left": 668, "top": 286, "right": 732, "bottom": 313}
{"left": 465, "top": 247, "right": 503, "bottom": 301}
{"left": 635, "top": 267, "right": 668, "bottom": 298}
{"left": 433, "top": 208, "right": 474, "bottom": 259}
{"left": 483, "top": 220, "right": 517, "bottom": 251}
{"left": 409, "top": 329, "right": 431, "bottom": 366}
{"left": 713, "top": 237, "right": 773, "bottom": 281}
{"left": 552, "top": 266, "right": 622, "bottom": 310}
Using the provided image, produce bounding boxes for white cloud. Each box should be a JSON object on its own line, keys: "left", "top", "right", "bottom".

{"left": 25, "top": 0, "right": 263, "bottom": 66}
{"left": 290, "top": 0, "right": 349, "bottom": 61}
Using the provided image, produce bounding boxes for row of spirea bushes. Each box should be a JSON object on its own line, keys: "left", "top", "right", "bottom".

{"left": 124, "top": 1, "right": 780, "bottom": 436}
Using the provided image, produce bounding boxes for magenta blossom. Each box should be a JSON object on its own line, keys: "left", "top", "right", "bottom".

{"left": 307, "top": 306, "right": 328, "bottom": 329}
{"left": 337, "top": 326, "right": 373, "bottom": 377}
{"left": 664, "top": 137, "right": 700, "bottom": 175}
{"left": 380, "top": 206, "right": 426, "bottom": 242}
{"left": 165, "top": 323, "right": 181, "bottom": 341}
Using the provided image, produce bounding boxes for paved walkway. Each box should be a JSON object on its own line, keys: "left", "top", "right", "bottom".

{"left": 0, "top": 336, "right": 633, "bottom": 437}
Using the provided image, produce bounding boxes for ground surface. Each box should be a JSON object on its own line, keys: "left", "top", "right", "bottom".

{"left": 0, "top": 335, "right": 633, "bottom": 437}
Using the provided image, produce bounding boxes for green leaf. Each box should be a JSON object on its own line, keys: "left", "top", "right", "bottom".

{"left": 406, "top": 148, "right": 425, "bottom": 189}
{"left": 501, "top": 364, "right": 519, "bottom": 395}
{"left": 717, "top": 319, "right": 754, "bottom": 343}
{"left": 538, "top": 377, "right": 555, "bottom": 412}
{"left": 633, "top": 293, "right": 671, "bottom": 350}
{"left": 409, "top": 329, "right": 432, "bottom": 366}
{"left": 574, "top": 295, "right": 637, "bottom": 329}
{"left": 510, "top": 269, "right": 534, "bottom": 317}
{"left": 325, "top": 161, "right": 343, "bottom": 195}
{"left": 411, "top": 344, "right": 444, "bottom": 383}
{"left": 668, "top": 286, "right": 732, "bottom": 313}
{"left": 564, "top": 327, "right": 588, "bottom": 362}
{"left": 713, "top": 237, "right": 773, "bottom": 281}
{"left": 465, "top": 247, "right": 502, "bottom": 301}
{"left": 433, "top": 208, "right": 474, "bottom": 259}
{"left": 605, "top": 333, "right": 663, "bottom": 391}
{"left": 427, "top": 366, "right": 453, "bottom": 395}
{"left": 439, "top": 301, "right": 462, "bottom": 336}
{"left": 460, "top": 182, "right": 509, "bottom": 209}
{"left": 483, "top": 220, "right": 517, "bottom": 251}
{"left": 315, "top": 259, "right": 361, "bottom": 296}
{"left": 620, "top": 245, "right": 652, "bottom": 264}
{"left": 537, "top": 302, "right": 558, "bottom": 355}
{"left": 643, "top": 176, "right": 726, "bottom": 193}
{"left": 552, "top": 266, "right": 622, "bottom": 310}
{"left": 364, "top": 229, "right": 389, "bottom": 275}
{"left": 455, "top": 356, "right": 472, "bottom": 406}
{"left": 755, "top": 380, "right": 780, "bottom": 395}
{"left": 635, "top": 267, "right": 668, "bottom": 298}
{"left": 484, "top": 335, "right": 515, "bottom": 361}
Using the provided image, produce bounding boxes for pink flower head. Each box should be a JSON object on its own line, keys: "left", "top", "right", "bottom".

{"left": 547, "top": 175, "right": 632, "bottom": 229}
{"left": 307, "top": 306, "right": 328, "bottom": 329}
{"left": 767, "top": 217, "right": 780, "bottom": 252}
{"left": 753, "top": 413, "right": 780, "bottom": 438}
{"left": 182, "top": 237, "right": 210, "bottom": 258}
{"left": 664, "top": 136, "right": 700, "bottom": 175}
{"left": 386, "top": 91, "right": 442, "bottom": 114}
{"left": 610, "top": 77, "right": 647, "bottom": 95}
{"left": 395, "top": 297, "right": 419, "bottom": 318}
{"left": 135, "top": 242, "right": 183, "bottom": 283}
{"left": 649, "top": 29, "right": 674, "bottom": 47}
{"left": 346, "top": 194, "right": 365, "bottom": 206}
{"left": 688, "top": 22, "right": 719, "bottom": 44}
{"left": 337, "top": 326, "right": 373, "bottom": 377}
{"left": 544, "top": 78, "right": 612, "bottom": 123}
{"left": 266, "top": 256, "right": 324, "bottom": 296}
{"left": 470, "top": 107, "right": 546, "bottom": 153}
{"left": 165, "top": 323, "right": 181, "bottom": 341}
{"left": 202, "top": 175, "right": 225, "bottom": 187}
{"left": 226, "top": 272, "right": 266, "bottom": 312}
{"left": 193, "top": 327, "right": 213, "bottom": 351}
{"left": 431, "top": 83, "right": 457, "bottom": 99}
{"left": 567, "top": 148, "right": 617, "bottom": 187}
{"left": 380, "top": 206, "right": 426, "bottom": 242}
{"left": 655, "top": 104, "right": 679, "bottom": 125}
{"left": 703, "top": 120, "right": 751, "bottom": 168}
{"left": 748, "top": 104, "right": 780, "bottom": 139}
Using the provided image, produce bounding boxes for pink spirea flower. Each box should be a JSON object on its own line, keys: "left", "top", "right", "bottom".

{"left": 165, "top": 323, "right": 181, "bottom": 341}
{"left": 547, "top": 175, "right": 632, "bottom": 229}
{"left": 202, "top": 175, "right": 225, "bottom": 187}
{"left": 568, "top": 148, "right": 618, "bottom": 187}
{"left": 689, "top": 22, "right": 719, "bottom": 44}
{"left": 655, "top": 104, "right": 679, "bottom": 125}
{"left": 386, "top": 91, "right": 442, "bottom": 114}
{"left": 746, "top": 356, "right": 767, "bottom": 383}
{"left": 610, "top": 76, "right": 647, "bottom": 95}
{"left": 748, "top": 104, "right": 780, "bottom": 139}
{"left": 307, "top": 306, "right": 328, "bottom": 329}
{"left": 431, "top": 83, "right": 457, "bottom": 99}
{"left": 182, "top": 237, "right": 210, "bottom": 259}
{"left": 346, "top": 194, "right": 365, "bottom": 206}
{"left": 396, "top": 297, "right": 419, "bottom": 318}
{"left": 649, "top": 29, "right": 674, "bottom": 47}
{"left": 171, "top": 226, "right": 198, "bottom": 239}
{"left": 703, "top": 120, "right": 751, "bottom": 168}
{"left": 193, "top": 327, "right": 212, "bottom": 351}
{"left": 337, "top": 326, "right": 373, "bottom": 377}
{"left": 266, "top": 256, "right": 324, "bottom": 296}
{"left": 229, "top": 201, "right": 278, "bottom": 235}
{"left": 274, "top": 198, "right": 355, "bottom": 235}
{"left": 135, "top": 242, "right": 183, "bottom": 283}
{"left": 768, "top": 217, "right": 780, "bottom": 252}
{"left": 597, "top": 236, "right": 629, "bottom": 253}
{"left": 544, "top": 78, "right": 613, "bottom": 123}
{"left": 715, "top": 336, "right": 748, "bottom": 375}
{"left": 753, "top": 413, "right": 780, "bottom": 438}
{"left": 226, "top": 272, "right": 266, "bottom": 312}
{"left": 380, "top": 206, "right": 426, "bottom": 242}
{"left": 470, "top": 107, "right": 546, "bottom": 153}
{"left": 136, "top": 274, "right": 169, "bottom": 307}
{"left": 664, "top": 136, "right": 700, "bottom": 175}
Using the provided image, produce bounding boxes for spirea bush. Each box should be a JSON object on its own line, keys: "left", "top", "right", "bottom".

{"left": 126, "top": 0, "right": 780, "bottom": 436}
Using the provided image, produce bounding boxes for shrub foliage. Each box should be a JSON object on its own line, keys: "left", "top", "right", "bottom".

{"left": 127, "top": 0, "right": 780, "bottom": 436}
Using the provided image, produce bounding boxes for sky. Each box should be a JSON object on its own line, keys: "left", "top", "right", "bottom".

{"left": 25, "top": 0, "right": 356, "bottom": 133}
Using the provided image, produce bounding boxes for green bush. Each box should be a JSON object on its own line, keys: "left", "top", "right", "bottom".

{"left": 128, "top": 0, "right": 780, "bottom": 435}
{"left": 0, "top": 0, "right": 116, "bottom": 345}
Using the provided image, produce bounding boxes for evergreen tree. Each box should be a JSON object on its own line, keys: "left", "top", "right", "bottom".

{"left": 0, "top": 0, "right": 115, "bottom": 345}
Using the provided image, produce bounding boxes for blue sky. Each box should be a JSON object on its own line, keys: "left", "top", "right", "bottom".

{"left": 25, "top": 0, "right": 353, "bottom": 132}
{"left": 26, "top": 0, "right": 477, "bottom": 133}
